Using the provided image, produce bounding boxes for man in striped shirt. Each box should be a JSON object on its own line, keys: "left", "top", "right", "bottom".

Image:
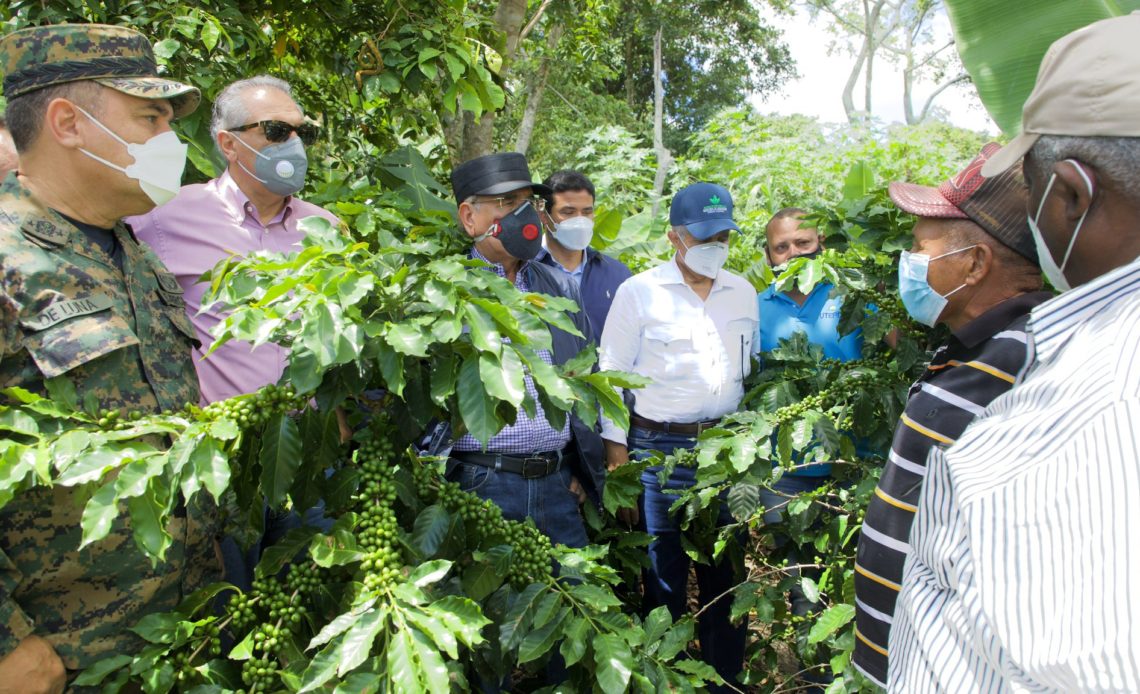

{"left": 889, "top": 13, "right": 1140, "bottom": 691}
{"left": 851, "top": 143, "right": 1050, "bottom": 687}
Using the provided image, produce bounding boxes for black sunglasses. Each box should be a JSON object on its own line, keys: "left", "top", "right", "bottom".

{"left": 229, "top": 120, "right": 320, "bottom": 146}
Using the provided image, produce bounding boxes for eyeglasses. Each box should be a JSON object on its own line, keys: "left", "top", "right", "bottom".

{"left": 473, "top": 194, "right": 546, "bottom": 212}
{"left": 228, "top": 120, "right": 320, "bottom": 146}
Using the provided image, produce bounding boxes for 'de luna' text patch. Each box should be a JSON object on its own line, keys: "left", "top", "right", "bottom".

{"left": 22, "top": 294, "right": 114, "bottom": 331}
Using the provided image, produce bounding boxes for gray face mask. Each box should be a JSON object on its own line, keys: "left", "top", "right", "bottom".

{"left": 229, "top": 133, "right": 308, "bottom": 196}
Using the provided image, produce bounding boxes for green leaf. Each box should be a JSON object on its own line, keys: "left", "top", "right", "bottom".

{"left": 153, "top": 38, "right": 180, "bottom": 60}
{"left": 308, "top": 599, "right": 377, "bottom": 650}
{"left": 727, "top": 482, "right": 761, "bottom": 522}
{"left": 801, "top": 576, "right": 821, "bottom": 605}
{"left": 260, "top": 413, "right": 302, "bottom": 507}
{"left": 478, "top": 351, "right": 525, "bottom": 408}
{"left": 385, "top": 322, "right": 430, "bottom": 357}
{"left": 338, "top": 607, "right": 386, "bottom": 676}
{"left": 944, "top": 0, "right": 1140, "bottom": 134}
{"left": 593, "top": 633, "right": 634, "bottom": 694}
{"left": 569, "top": 583, "right": 623, "bottom": 610}
{"left": 79, "top": 480, "right": 120, "bottom": 549}
{"left": 299, "top": 635, "right": 344, "bottom": 692}
{"left": 407, "top": 558, "right": 453, "bottom": 587}
{"left": 463, "top": 303, "right": 502, "bottom": 355}
{"left": 73, "top": 654, "right": 132, "bottom": 686}
{"left": 408, "top": 626, "right": 451, "bottom": 692}
{"left": 129, "top": 612, "right": 181, "bottom": 644}
{"left": 807, "top": 603, "right": 856, "bottom": 645}
{"left": 191, "top": 436, "right": 230, "bottom": 500}
{"left": 387, "top": 628, "right": 419, "bottom": 691}
{"left": 457, "top": 357, "right": 500, "bottom": 445}
{"left": 376, "top": 342, "right": 406, "bottom": 398}
{"left": 411, "top": 505, "right": 451, "bottom": 558}
{"left": 461, "top": 561, "right": 504, "bottom": 601}
{"left": 517, "top": 606, "right": 568, "bottom": 663}
{"left": 127, "top": 477, "right": 171, "bottom": 561}
{"left": 405, "top": 610, "right": 458, "bottom": 659}
{"left": 428, "top": 596, "right": 489, "bottom": 648}
{"left": 559, "top": 617, "right": 590, "bottom": 666}
{"left": 430, "top": 353, "right": 458, "bottom": 406}
{"left": 499, "top": 583, "right": 545, "bottom": 650}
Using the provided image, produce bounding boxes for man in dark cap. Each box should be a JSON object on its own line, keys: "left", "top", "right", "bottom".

{"left": 600, "top": 182, "right": 758, "bottom": 690}
{"left": 438, "top": 152, "right": 604, "bottom": 549}
{"left": 850, "top": 143, "right": 1050, "bottom": 688}
{"left": 891, "top": 13, "right": 1140, "bottom": 690}
{"left": 0, "top": 24, "right": 212, "bottom": 690}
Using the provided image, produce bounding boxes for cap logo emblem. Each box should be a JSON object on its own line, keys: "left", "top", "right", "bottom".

{"left": 702, "top": 194, "right": 728, "bottom": 215}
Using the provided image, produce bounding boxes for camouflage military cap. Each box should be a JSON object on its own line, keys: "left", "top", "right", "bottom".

{"left": 0, "top": 23, "right": 200, "bottom": 118}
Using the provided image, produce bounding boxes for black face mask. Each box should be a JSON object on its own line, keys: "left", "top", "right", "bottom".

{"left": 770, "top": 247, "right": 822, "bottom": 273}
{"left": 479, "top": 200, "right": 543, "bottom": 261}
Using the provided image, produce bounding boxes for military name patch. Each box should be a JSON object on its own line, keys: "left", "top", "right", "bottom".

{"left": 22, "top": 294, "right": 114, "bottom": 331}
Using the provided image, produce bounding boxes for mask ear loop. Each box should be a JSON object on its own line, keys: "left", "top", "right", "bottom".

{"left": 1058, "top": 159, "right": 1094, "bottom": 270}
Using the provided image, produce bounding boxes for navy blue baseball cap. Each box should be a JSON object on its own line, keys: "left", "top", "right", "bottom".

{"left": 669, "top": 182, "right": 739, "bottom": 240}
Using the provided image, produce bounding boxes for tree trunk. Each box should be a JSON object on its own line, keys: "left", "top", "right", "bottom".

{"left": 514, "top": 24, "right": 563, "bottom": 155}
{"left": 457, "top": 0, "right": 529, "bottom": 162}
{"left": 650, "top": 25, "right": 673, "bottom": 221}
{"left": 840, "top": 0, "right": 888, "bottom": 124}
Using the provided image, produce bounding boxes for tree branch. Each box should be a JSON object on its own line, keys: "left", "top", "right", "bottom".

{"left": 918, "top": 72, "right": 970, "bottom": 121}
{"left": 518, "top": 0, "right": 553, "bottom": 44}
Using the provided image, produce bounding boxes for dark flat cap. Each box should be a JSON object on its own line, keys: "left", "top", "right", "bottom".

{"left": 451, "top": 152, "right": 551, "bottom": 202}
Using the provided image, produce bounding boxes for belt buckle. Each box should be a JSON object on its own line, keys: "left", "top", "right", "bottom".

{"left": 522, "top": 455, "right": 552, "bottom": 479}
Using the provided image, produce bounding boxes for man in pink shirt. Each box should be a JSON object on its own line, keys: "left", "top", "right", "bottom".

{"left": 129, "top": 75, "right": 338, "bottom": 404}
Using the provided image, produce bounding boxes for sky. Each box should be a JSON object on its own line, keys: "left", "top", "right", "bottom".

{"left": 750, "top": 6, "right": 998, "bottom": 134}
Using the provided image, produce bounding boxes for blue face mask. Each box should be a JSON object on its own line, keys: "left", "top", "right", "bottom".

{"left": 897, "top": 245, "right": 976, "bottom": 327}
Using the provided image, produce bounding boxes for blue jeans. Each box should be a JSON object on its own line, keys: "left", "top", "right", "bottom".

{"left": 447, "top": 457, "right": 588, "bottom": 548}
{"left": 631, "top": 426, "right": 746, "bottom": 690}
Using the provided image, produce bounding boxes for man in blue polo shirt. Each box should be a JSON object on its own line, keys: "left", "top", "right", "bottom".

{"left": 536, "top": 170, "right": 632, "bottom": 338}
{"left": 759, "top": 207, "right": 866, "bottom": 687}
{"left": 760, "top": 208, "right": 863, "bottom": 499}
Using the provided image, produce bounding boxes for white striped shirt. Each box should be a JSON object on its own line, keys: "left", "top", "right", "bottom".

{"left": 889, "top": 257, "right": 1140, "bottom": 692}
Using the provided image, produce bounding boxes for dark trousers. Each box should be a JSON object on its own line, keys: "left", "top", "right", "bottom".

{"left": 631, "top": 426, "right": 747, "bottom": 691}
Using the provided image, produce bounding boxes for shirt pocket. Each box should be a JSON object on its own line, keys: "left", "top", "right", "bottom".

{"left": 725, "top": 317, "right": 758, "bottom": 380}
{"left": 644, "top": 323, "right": 696, "bottom": 379}
{"left": 21, "top": 298, "right": 140, "bottom": 378}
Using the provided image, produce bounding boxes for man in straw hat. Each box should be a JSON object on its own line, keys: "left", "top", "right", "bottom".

{"left": 890, "top": 12, "right": 1140, "bottom": 691}
{"left": 0, "top": 23, "right": 214, "bottom": 691}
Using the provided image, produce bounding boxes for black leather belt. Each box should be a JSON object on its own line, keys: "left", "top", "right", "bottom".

{"left": 630, "top": 414, "right": 721, "bottom": 436}
{"left": 451, "top": 450, "right": 563, "bottom": 479}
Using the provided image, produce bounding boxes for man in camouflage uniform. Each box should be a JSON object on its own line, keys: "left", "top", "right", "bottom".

{"left": 0, "top": 24, "right": 217, "bottom": 691}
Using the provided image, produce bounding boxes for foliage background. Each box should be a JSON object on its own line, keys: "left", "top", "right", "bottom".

{"left": 0, "top": 0, "right": 1031, "bottom": 691}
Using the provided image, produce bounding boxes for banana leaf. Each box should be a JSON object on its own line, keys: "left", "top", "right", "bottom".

{"left": 944, "top": 0, "right": 1140, "bottom": 135}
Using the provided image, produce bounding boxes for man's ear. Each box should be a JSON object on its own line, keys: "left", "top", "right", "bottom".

{"left": 1053, "top": 159, "right": 1097, "bottom": 224}
{"left": 457, "top": 200, "right": 478, "bottom": 238}
{"left": 44, "top": 98, "right": 85, "bottom": 149}
{"left": 965, "top": 243, "right": 993, "bottom": 285}
{"left": 817, "top": 233, "right": 825, "bottom": 250}
{"left": 217, "top": 131, "right": 239, "bottom": 164}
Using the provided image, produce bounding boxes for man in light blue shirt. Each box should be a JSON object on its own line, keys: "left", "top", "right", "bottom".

{"left": 759, "top": 208, "right": 865, "bottom": 640}
{"left": 759, "top": 209, "right": 863, "bottom": 361}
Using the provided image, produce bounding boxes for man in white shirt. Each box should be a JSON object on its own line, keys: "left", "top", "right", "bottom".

{"left": 600, "top": 182, "right": 757, "bottom": 689}
{"left": 889, "top": 13, "right": 1140, "bottom": 691}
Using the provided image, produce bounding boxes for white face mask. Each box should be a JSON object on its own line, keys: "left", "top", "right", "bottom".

{"left": 678, "top": 235, "right": 729, "bottom": 279}
{"left": 75, "top": 105, "right": 187, "bottom": 207}
{"left": 1027, "top": 159, "right": 1094, "bottom": 293}
{"left": 550, "top": 215, "right": 594, "bottom": 251}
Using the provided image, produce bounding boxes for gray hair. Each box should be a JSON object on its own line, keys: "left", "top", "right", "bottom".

{"left": 210, "top": 75, "right": 295, "bottom": 144}
{"left": 1027, "top": 135, "right": 1140, "bottom": 206}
